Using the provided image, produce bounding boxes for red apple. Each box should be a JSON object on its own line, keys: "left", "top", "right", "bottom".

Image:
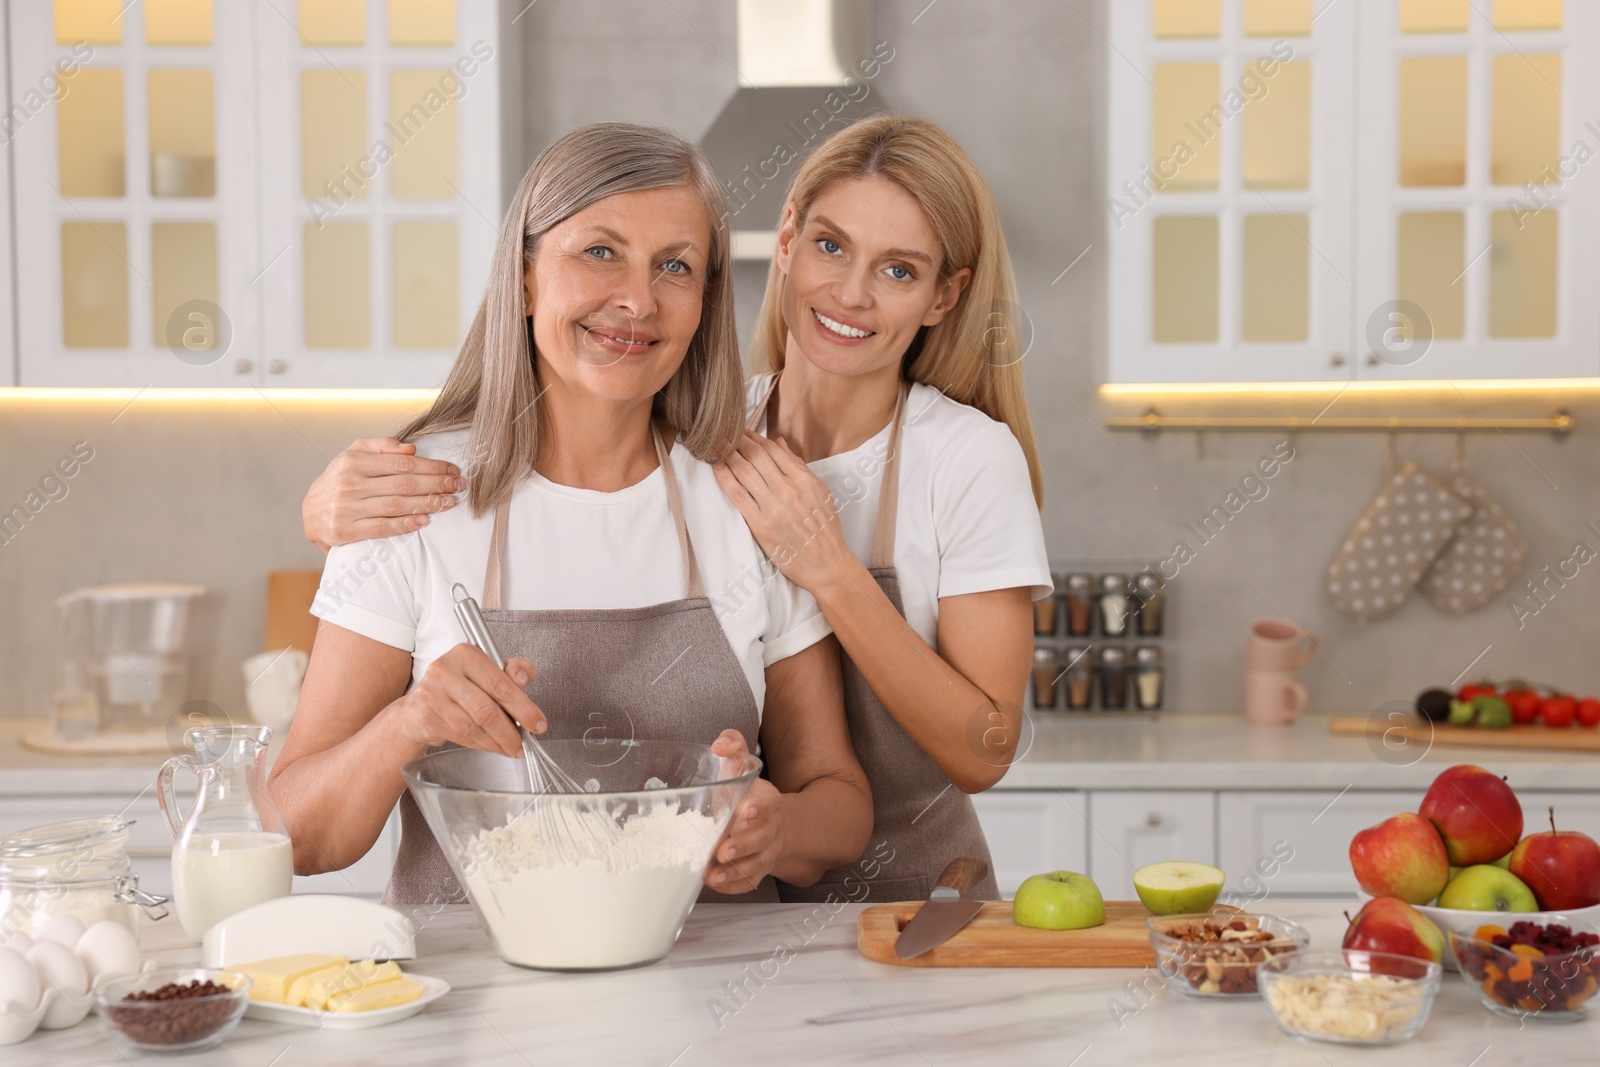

{"left": 1507, "top": 807, "right": 1600, "bottom": 911}
{"left": 1341, "top": 896, "right": 1446, "bottom": 965}
{"left": 1349, "top": 813, "right": 1450, "bottom": 904}
{"left": 1419, "top": 764, "right": 1523, "bottom": 866}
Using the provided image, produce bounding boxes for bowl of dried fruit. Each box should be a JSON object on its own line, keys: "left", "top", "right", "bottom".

{"left": 94, "top": 968, "right": 250, "bottom": 1053}
{"left": 1449, "top": 918, "right": 1600, "bottom": 1022}
{"left": 1258, "top": 949, "right": 1440, "bottom": 1046}
{"left": 1146, "top": 910, "right": 1310, "bottom": 997}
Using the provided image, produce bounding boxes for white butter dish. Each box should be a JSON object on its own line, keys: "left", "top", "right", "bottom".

{"left": 201, "top": 896, "right": 416, "bottom": 968}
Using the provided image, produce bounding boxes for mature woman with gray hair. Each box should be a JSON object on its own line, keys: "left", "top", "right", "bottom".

{"left": 269, "top": 123, "right": 871, "bottom": 905}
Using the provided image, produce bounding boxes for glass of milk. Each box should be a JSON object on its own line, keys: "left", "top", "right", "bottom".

{"left": 157, "top": 725, "right": 293, "bottom": 941}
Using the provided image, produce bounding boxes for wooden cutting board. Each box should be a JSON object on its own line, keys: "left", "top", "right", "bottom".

{"left": 858, "top": 900, "right": 1159, "bottom": 968}
{"left": 265, "top": 570, "right": 323, "bottom": 653}
{"left": 1329, "top": 716, "right": 1600, "bottom": 752}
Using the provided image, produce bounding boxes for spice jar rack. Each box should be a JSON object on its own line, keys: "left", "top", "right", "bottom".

{"left": 1031, "top": 560, "right": 1168, "bottom": 715}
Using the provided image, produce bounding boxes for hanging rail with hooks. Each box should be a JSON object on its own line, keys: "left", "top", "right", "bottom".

{"left": 1105, "top": 409, "right": 1575, "bottom": 438}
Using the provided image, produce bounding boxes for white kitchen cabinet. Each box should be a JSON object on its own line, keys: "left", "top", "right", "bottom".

{"left": 1217, "top": 790, "right": 1422, "bottom": 901}
{"left": 1513, "top": 792, "right": 1600, "bottom": 844}
{"left": 1086, "top": 791, "right": 1216, "bottom": 900}
{"left": 971, "top": 790, "right": 1088, "bottom": 898}
{"left": 0, "top": 794, "right": 399, "bottom": 904}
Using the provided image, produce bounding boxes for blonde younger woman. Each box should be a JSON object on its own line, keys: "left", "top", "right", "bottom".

{"left": 273, "top": 124, "right": 870, "bottom": 906}
{"left": 299, "top": 116, "right": 1047, "bottom": 902}
{"left": 712, "top": 116, "right": 1047, "bottom": 902}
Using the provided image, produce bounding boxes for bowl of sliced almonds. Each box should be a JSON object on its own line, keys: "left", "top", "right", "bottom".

{"left": 1258, "top": 949, "right": 1440, "bottom": 1046}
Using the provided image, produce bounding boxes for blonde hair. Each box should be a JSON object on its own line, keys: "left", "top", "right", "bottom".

{"left": 400, "top": 122, "right": 744, "bottom": 515}
{"left": 750, "top": 115, "right": 1042, "bottom": 505}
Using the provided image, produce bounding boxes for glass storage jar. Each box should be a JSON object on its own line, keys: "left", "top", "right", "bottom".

{"left": 0, "top": 816, "right": 168, "bottom": 939}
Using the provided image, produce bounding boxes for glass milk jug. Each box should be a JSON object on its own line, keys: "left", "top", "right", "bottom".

{"left": 158, "top": 725, "right": 293, "bottom": 941}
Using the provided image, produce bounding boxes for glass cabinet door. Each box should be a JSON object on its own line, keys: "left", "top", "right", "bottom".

{"left": 1108, "top": 0, "right": 1356, "bottom": 384}
{"left": 254, "top": 0, "right": 501, "bottom": 388}
{"left": 13, "top": 0, "right": 260, "bottom": 387}
{"left": 1355, "top": 0, "right": 1598, "bottom": 379}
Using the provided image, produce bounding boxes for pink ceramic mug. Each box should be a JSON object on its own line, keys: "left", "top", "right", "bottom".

{"left": 1244, "top": 670, "right": 1308, "bottom": 725}
{"left": 1248, "top": 618, "right": 1318, "bottom": 672}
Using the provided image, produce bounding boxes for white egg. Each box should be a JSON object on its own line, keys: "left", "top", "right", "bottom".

{"left": 25, "top": 941, "right": 87, "bottom": 998}
{"left": 0, "top": 932, "right": 31, "bottom": 956}
{"left": 72, "top": 922, "right": 140, "bottom": 987}
{"left": 0, "top": 948, "right": 40, "bottom": 1013}
{"left": 32, "top": 915, "right": 86, "bottom": 951}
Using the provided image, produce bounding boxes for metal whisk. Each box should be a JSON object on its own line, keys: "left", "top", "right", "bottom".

{"left": 451, "top": 584, "right": 621, "bottom": 857}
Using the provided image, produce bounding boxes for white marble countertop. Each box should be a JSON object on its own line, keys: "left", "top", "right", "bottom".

{"left": 5, "top": 900, "right": 1586, "bottom": 1065}
{"left": 2, "top": 714, "right": 1597, "bottom": 797}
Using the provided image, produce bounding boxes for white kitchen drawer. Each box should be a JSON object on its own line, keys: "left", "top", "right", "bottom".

{"left": 972, "top": 790, "right": 1088, "bottom": 898}
{"left": 1218, "top": 790, "right": 1421, "bottom": 901}
{"left": 1515, "top": 792, "right": 1600, "bottom": 844}
{"left": 1087, "top": 791, "right": 1216, "bottom": 900}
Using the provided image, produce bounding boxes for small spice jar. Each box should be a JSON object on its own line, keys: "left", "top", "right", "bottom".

{"left": 1063, "top": 574, "right": 1095, "bottom": 637}
{"left": 1098, "top": 646, "right": 1130, "bottom": 710}
{"left": 1133, "top": 570, "right": 1166, "bottom": 637}
{"left": 0, "top": 816, "right": 168, "bottom": 939}
{"left": 1098, "top": 573, "right": 1133, "bottom": 637}
{"left": 1062, "top": 646, "right": 1094, "bottom": 710}
{"left": 1033, "top": 575, "right": 1063, "bottom": 637}
{"left": 1031, "top": 646, "right": 1060, "bottom": 709}
{"left": 1133, "top": 645, "right": 1165, "bottom": 711}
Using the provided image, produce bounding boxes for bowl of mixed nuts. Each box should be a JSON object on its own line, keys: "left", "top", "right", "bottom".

{"left": 1146, "top": 910, "right": 1310, "bottom": 997}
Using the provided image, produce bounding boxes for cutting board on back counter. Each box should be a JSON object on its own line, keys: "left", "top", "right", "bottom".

{"left": 858, "top": 900, "right": 1158, "bottom": 967}
{"left": 266, "top": 569, "right": 323, "bottom": 653}
{"left": 1328, "top": 717, "right": 1600, "bottom": 752}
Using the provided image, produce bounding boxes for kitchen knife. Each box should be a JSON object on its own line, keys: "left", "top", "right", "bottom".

{"left": 893, "top": 857, "right": 989, "bottom": 960}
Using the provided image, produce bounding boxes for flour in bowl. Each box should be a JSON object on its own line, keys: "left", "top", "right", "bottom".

{"left": 459, "top": 800, "right": 720, "bottom": 969}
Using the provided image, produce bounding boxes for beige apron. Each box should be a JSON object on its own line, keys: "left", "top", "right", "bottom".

{"left": 752, "top": 378, "right": 1000, "bottom": 903}
{"left": 384, "top": 426, "right": 777, "bottom": 906}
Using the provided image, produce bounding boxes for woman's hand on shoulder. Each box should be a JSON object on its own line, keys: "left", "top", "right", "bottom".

{"left": 303, "top": 437, "right": 465, "bottom": 551}
{"left": 390, "top": 644, "right": 544, "bottom": 758}
{"left": 713, "top": 431, "right": 854, "bottom": 593}
{"left": 704, "top": 729, "right": 785, "bottom": 894}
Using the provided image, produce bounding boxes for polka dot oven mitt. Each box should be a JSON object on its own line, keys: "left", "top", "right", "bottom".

{"left": 1419, "top": 472, "right": 1528, "bottom": 614}
{"left": 1326, "top": 462, "right": 1473, "bottom": 621}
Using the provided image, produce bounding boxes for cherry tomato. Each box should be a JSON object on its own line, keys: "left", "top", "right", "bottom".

{"left": 1505, "top": 688, "right": 1542, "bottom": 725}
{"left": 1578, "top": 697, "right": 1600, "bottom": 728}
{"left": 1541, "top": 695, "right": 1577, "bottom": 728}
{"left": 1458, "top": 683, "right": 1499, "bottom": 703}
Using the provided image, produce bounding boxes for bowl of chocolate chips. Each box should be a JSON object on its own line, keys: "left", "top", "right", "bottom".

{"left": 94, "top": 968, "right": 250, "bottom": 1052}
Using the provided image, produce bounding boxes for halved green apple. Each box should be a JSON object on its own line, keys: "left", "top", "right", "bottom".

{"left": 1133, "top": 861, "right": 1227, "bottom": 915}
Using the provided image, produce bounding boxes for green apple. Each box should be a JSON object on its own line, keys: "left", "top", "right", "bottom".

{"left": 1437, "top": 864, "right": 1538, "bottom": 912}
{"left": 1133, "top": 861, "right": 1227, "bottom": 915}
{"left": 1013, "top": 871, "right": 1106, "bottom": 930}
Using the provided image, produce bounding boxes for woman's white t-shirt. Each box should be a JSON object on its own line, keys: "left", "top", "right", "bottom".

{"left": 747, "top": 374, "right": 1052, "bottom": 646}
{"left": 310, "top": 428, "right": 831, "bottom": 713}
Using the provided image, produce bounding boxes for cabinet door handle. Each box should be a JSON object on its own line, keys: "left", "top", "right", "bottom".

{"left": 125, "top": 847, "right": 173, "bottom": 859}
{"left": 1146, "top": 812, "right": 1164, "bottom": 828}
{"left": 269, "top": 359, "right": 287, "bottom": 374}
{"left": 234, "top": 359, "right": 253, "bottom": 375}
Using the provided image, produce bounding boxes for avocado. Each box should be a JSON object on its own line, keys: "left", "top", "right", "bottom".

{"left": 1415, "top": 688, "right": 1454, "bottom": 722}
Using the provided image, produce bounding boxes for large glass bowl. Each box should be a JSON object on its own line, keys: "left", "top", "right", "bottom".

{"left": 403, "top": 739, "right": 760, "bottom": 972}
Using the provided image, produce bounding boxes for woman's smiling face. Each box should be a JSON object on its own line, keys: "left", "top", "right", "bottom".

{"left": 524, "top": 184, "right": 711, "bottom": 406}
{"left": 775, "top": 175, "right": 971, "bottom": 380}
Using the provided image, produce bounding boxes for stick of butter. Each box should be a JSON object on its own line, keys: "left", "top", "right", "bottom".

{"left": 304, "top": 960, "right": 404, "bottom": 1012}
{"left": 324, "top": 976, "right": 426, "bottom": 1013}
{"left": 234, "top": 954, "right": 348, "bottom": 1005}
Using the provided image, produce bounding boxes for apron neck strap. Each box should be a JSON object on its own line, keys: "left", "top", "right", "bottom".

{"left": 750, "top": 374, "right": 908, "bottom": 571}
{"left": 481, "top": 423, "right": 704, "bottom": 611}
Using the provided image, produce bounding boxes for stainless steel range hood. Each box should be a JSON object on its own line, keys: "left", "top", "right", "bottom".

{"left": 701, "top": 0, "right": 886, "bottom": 258}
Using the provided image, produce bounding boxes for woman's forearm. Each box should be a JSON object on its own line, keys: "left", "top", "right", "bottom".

{"left": 269, "top": 697, "right": 426, "bottom": 875}
{"left": 812, "top": 560, "right": 1025, "bottom": 793}
{"left": 769, "top": 776, "right": 873, "bottom": 886}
